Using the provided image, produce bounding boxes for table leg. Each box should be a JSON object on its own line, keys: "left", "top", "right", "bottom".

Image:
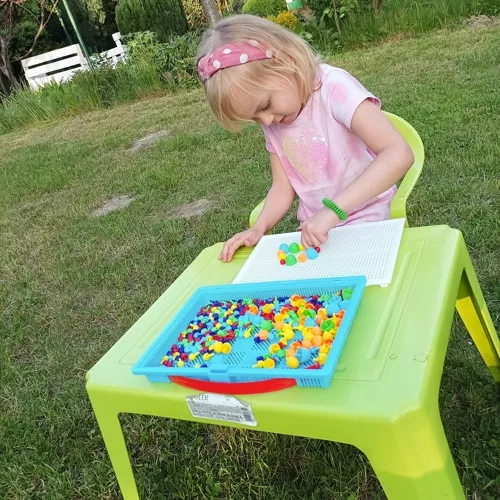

{"left": 455, "top": 242, "right": 500, "bottom": 382}
{"left": 92, "top": 403, "right": 139, "bottom": 500}
{"left": 361, "top": 405, "right": 465, "bottom": 500}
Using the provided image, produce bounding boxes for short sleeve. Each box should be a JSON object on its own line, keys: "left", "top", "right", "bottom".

{"left": 323, "top": 67, "right": 381, "bottom": 130}
{"left": 262, "top": 125, "right": 277, "bottom": 153}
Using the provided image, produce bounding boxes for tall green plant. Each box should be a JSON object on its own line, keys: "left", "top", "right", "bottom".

{"left": 242, "top": 0, "right": 286, "bottom": 17}
{"left": 116, "top": 0, "right": 189, "bottom": 42}
{"left": 0, "top": 60, "right": 165, "bottom": 134}
{"left": 306, "top": 0, "right": 361, "bottom": 31}
{"left": 182, "top": 0, "right": 207, "bottom": 27}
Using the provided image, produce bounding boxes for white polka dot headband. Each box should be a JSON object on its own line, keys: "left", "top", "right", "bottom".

{"left": 197, "top": 40, "right": 273, "bottom": 83}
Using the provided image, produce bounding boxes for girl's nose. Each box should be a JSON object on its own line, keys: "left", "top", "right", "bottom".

{"left": 256, "top": 112, "right": 274, "bottom": 126}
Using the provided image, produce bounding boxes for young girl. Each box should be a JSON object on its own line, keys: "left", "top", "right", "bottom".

{"left": 197, "top": 15, "right": 414, "bottom": 262}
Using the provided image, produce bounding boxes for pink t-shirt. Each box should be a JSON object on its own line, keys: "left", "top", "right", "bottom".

{"left": 263, "top": 64, "right": 396, "bottom": 225}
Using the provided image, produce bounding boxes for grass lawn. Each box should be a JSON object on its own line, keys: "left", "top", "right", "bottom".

{"left": 1, "top": 25, "right": 499, "bottom": 500}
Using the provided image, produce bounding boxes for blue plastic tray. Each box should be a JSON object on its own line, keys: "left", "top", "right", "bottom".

{"left": 132, "top": 277, "right": 366, "bottom": 388}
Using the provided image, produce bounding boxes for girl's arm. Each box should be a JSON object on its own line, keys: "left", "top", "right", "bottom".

{"left": 219, "top": 153, "right": 295, "bottom": 262}
{"left": 301, "top": 100, "right": 414, "bottom": 248}
{"left": 334, "top": 100, "right": 414, "bottom": 213}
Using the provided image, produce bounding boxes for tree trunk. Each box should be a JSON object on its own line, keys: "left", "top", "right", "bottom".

{"left": 0, "top": 34, "right": 21, "bottom": 94}
{"left": 0, "top": 73, "right": 9, "bottom": 96}
{"left": 200, "top": 0, "right": 220, "bottom": 27}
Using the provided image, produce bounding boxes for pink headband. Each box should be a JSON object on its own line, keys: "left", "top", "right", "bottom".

{"left": 198, "top": 40, "right": 273, "bottom": 83}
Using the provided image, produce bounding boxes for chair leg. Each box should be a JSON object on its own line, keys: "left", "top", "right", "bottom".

{"left": 455, "top": 243, "right": 500, "bottom": 382}
{"left": 92, "top": 404, "right": 140, "bottom": 500}
{"left": 363, "top": 405, "right": 465, "bottom": 500}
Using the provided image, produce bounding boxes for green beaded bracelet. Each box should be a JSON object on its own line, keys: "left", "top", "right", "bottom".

{"left": 322, "top": 198, "right": 347, "bottom": 220}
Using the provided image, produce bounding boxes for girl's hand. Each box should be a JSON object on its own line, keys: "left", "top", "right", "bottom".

{"left": 300, "top": 207, "right": 339, "bottom": 248}
{"left": 219, "top": 227, "right": 265, "bottom": 263}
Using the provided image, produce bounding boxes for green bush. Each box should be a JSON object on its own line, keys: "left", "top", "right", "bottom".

{"left": 116, "top": 0, "right": 189, "bottom": 43}
{"left": 305, "top": 0, "right": 363, "bottom": 30}
{"left": 267, "top": 11, "right": 299, "bottom": 31}
{"left": 242, "top": 0, "right": 287, "bottom": 17}
{"left": 182, "top": 0, "right": 207, "bottom": 27}
{"left": 125, "top": 30, "right": 200, "bottom": 88}
{"left": 181, "top": 0, "right": 239, "bottom": 27}
{"left": 230, "top": 0, "right": 246, "bottom": 14}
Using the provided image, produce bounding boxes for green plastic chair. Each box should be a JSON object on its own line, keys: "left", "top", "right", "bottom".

{"left": 249, "top": 111, "right": 424, "bottom": 228}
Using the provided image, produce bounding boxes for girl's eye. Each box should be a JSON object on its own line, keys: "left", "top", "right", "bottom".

{"left": 262, "top": 101, "right": 271, "bottom": 111}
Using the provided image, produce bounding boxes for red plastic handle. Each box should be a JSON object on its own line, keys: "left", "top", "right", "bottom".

{"left": 170, "top": 376, "right": 296, "bottom": 394}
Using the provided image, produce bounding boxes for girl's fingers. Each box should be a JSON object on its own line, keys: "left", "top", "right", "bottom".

{"left": 220, "top": 244, "right": 229, "bottom": 262}
{"left": 302, "top": 229, "right": 327, "bottom": 250}
{"left": 223, "top": 241, "right": 237, "bottom": 262}
{"left": 300, "top": 232, "right": 312, "bottom": 249}
{"left": 223, "top": 234, "right": 246, "bottom": 262}
{"left": 218, "top": 230, "right": 263, "bottom": 262}
{"left": 220, "top": 240, "right": 234, "bottom": 262}
{"left": 309, "top": 235, "right": 321, "bottom": 248}
{"left": 219, "top": 240, "right": 230, "bottom": 261}
{"left": 318, "top": 232, "right": 328, "bottom": 244}
{"left": 307, "top": 234, "right": 321, "bottom": 247}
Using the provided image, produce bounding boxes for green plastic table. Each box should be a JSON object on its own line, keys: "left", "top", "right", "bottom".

{"left": 86, "top": 226, "right": 500, "bottom": 500}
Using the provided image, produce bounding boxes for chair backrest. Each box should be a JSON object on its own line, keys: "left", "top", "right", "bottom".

{"left": 384, "top": 112, "right": 425, "bottom": 222}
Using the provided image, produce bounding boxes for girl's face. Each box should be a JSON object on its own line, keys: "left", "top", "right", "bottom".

{"left": 234, "top": 76, "right": 303, "bottom": 126}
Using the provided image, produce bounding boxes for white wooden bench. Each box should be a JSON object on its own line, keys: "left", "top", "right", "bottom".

{"left": 97, "top": 33, "right": 128, "bottom": 68}
{"left": 21, "top": 33, "right": 127, "bottom": 90}
{"left": 21, "top": 44, "right": 89, "bottom": 91}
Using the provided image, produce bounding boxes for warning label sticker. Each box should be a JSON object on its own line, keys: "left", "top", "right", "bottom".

{"left": 186, "top": 393, "right": 257, "bottom": 427}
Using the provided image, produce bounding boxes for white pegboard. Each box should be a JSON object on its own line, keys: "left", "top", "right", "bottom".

{"left": 233, "top": 218, "right": 405, "bottom": 287}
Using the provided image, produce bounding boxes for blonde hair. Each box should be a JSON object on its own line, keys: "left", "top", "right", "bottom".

{"left": 197, "top": 15, "right": 320, "bottom": 131}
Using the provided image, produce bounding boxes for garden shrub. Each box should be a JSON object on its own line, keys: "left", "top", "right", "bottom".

{"left": 182, "top": 0, "right": 207, "bottom": 27}
{"left": 116, "top": 0, "right": 189, "bottom": 42}
{"left": 124, "top": 30, "right": 200, "bottom": 88}
{"left": 242, "top": 0, "right": 287, "bottom": 18}
{"left": 267, "top": 11, "right": 298, "bottom": 31}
